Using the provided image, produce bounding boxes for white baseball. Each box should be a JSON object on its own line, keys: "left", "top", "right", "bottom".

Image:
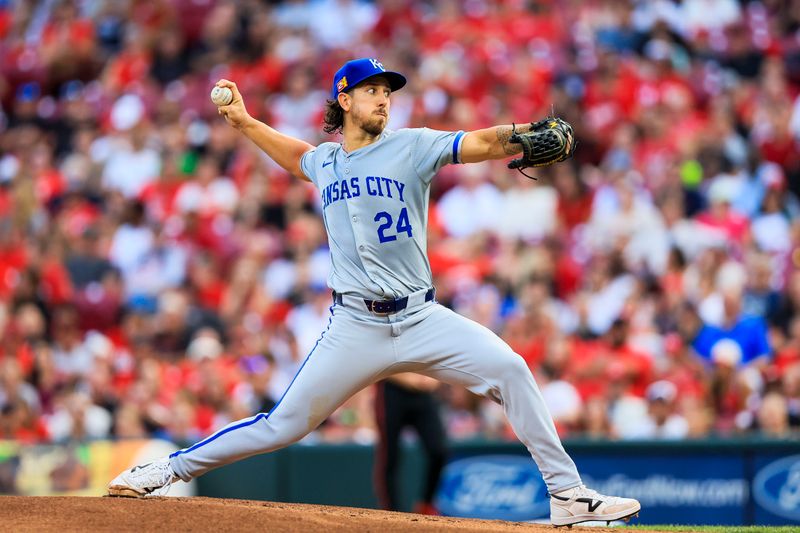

{"left": 210, "top": 86, "right": 233, "bottom": 106}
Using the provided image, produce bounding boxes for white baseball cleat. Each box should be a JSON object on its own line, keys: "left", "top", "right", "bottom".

{"left": 107, "top": 457, "right": 179, "bottom": 497}
{"left": 550, "top": 485, "right": 641, "bottom": 527}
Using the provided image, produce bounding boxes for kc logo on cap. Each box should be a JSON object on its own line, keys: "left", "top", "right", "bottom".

{"left": 331, "top": 58, "right": 407, "bottom": 101}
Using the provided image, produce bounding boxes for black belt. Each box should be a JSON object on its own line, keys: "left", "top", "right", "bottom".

{"left": 333, "top": 288, "right": 435, "bottom": 315}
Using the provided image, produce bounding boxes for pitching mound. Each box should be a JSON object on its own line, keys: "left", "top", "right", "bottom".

{"left": 2, "top": 496, "right": 658, "bottom": 532}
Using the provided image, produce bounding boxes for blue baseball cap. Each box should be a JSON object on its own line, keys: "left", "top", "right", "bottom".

{"left": 331, "top": 58, "right": 406, "bottom": 101}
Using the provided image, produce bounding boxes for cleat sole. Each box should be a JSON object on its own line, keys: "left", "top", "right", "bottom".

{"left": 107, "top": 486, "right": 146, "bottom": 498}
{"left": 551, "top": 503, "right": 641, "bottom": 527}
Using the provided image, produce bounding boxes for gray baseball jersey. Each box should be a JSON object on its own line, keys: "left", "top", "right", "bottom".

{"left": 299, "top": 127, "right": 464, "bottom": 299}
{"left": 169, "top": 126, "right": 582, "bottom": 497}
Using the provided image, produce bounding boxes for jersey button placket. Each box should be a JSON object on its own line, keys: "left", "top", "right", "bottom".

{"left": 353, "top": 214, "right": 367, "bottom": 251}
{"left": 345, "top": 153, "right": 367, "bottom": 260}
{"left": 353, "top": 210, "right": 367, "bottom": 253}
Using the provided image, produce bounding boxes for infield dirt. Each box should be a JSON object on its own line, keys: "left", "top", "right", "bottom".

{"left": 1, "top": 496, "right": 668, "bottom": 532}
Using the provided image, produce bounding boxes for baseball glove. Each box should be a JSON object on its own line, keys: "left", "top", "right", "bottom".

{"left": 507, "top": 117, "right": 576, "bottom": 179}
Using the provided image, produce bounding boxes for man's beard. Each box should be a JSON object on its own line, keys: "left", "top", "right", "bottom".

{"left": 353, "top": 107, "right": 386, "bottom": 136}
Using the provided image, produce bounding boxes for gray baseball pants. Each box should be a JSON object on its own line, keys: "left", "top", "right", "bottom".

{"left": 169, "top": 289, "right": 582, "bottom": 494}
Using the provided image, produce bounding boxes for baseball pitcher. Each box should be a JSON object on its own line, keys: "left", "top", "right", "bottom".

{"left": 108, "top": 58, "right": 641, "bottom": 527}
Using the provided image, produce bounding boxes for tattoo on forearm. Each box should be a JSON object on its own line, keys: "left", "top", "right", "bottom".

{"left": 496, "top": 124, "right": 531, "bottom": 155}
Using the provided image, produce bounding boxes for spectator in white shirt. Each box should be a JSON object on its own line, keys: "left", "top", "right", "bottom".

{"left": 437, "top": 162, "right": 504, "bottom": 238}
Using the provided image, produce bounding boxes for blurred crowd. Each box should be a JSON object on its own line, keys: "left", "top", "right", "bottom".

{"left": 1, "top": 0, "right": 800, "bottom": 447}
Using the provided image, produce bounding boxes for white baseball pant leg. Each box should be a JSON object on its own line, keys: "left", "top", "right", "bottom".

{"left": 385, "top": 302, "right": 582, "bottom": 494}
{"left": 170, "top": 303, "right": 403, "bottom": 479}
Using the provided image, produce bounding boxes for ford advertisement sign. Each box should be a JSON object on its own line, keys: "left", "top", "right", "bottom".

{"left": 753, "top": 455, "right": 800, "bottom": 524}
{"left": 436, "top": 453, "right": 749, "bottom": 525}
{"left": 434, "top": 448, "right": 799, "bottom": 525}
{"left": 435, "top": 455, "right": 549, "bottom": 520}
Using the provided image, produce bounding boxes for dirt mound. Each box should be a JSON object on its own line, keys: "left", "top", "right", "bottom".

{"left": 3, "top": 496, "right": 658, "bottom": 532}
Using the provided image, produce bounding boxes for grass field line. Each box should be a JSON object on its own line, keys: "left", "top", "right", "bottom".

{"left": 621, "top": 526, "right": 799, "bottom": 532}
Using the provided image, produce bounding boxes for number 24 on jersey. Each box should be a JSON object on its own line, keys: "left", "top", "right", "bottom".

{"left": 374, "top": 208, "right": 413, "bottom": 243}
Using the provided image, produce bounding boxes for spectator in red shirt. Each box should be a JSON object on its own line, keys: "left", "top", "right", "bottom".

{"left": 0, "top": 401, "right": 50, "bottom": 443}
{"left": 553, "top": 164, "right": 593, "bottom": 234}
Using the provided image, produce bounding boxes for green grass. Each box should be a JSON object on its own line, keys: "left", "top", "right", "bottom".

{"left": 621, "top": 527, "right": 799, "bottom": 532}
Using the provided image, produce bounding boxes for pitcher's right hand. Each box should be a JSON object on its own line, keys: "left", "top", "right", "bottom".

{"left": 214, "top": 79, "right": 251, "bottom": 130}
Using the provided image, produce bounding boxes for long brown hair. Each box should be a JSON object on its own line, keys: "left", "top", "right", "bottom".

{"left": 323, "top": 99, "right": 344, "bottom": 134}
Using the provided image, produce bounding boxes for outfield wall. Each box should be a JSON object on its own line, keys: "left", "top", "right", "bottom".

{"left": 1, "top": 437, "right": 798, "bottom": 525}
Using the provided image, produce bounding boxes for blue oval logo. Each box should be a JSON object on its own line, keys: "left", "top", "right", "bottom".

{"left": 753, "top": 455, "right": 800, "bottom": 521}
{"left": 434, "top": 455, "right": 548, "bottom": 520}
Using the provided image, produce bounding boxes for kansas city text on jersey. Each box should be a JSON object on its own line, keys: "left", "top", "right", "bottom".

{"left": 321, "top": 176, "right": 406, "bottom": 209}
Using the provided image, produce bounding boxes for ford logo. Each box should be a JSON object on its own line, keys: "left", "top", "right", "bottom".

{"left": 753, "top": 455, "right": 800, "bottom": 521}
{"left": 434, "top": 455, "right": 549, "bottom": 520}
